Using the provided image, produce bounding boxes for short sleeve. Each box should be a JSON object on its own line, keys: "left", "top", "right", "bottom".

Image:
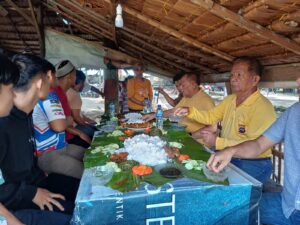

{"left": 263, "top": 109, "right": 289, "bottom": 144}
{"left": 43, "top": 93, "right": 65, "bottom": 122}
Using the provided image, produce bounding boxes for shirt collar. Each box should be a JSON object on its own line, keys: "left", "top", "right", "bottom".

{"left": 233, "top": 89, "right": 261, "bottom": 107}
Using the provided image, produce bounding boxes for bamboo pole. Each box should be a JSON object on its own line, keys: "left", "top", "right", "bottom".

{"left": 4, "top": 0, "right": 34, "bottom": 26}
{"left": 28, "top": 0, "right": 44, "bottom": 57}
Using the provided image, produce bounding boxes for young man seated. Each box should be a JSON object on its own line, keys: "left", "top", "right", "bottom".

{"left": 0, "top": 54, "right": 79, "bottom": 220}
{"left": 0, "top": 54, "right": 71, "bottom": 225}
{"left": 33, "top": 64, "right": 84, "bottom": 179}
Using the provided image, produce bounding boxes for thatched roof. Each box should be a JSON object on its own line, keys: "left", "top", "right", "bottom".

{"left": 1, "top": 0, "right": 300, "bottom": 82}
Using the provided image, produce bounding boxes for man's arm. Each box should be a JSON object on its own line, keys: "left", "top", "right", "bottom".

{"left": 0, "top": 203, "right": 24, "bottom": 225}
{"left": 142, "top": 109, "right": 174, "bottom": 122}
{"left": 71, "top": 109, "right": 86, "bottom": 126}
{"left": 215, "top": 102, "right": 276, "bottom": 150}
{"left": 43, "top": 98, "right": 67, "bottom": 133}
{"left": 174, "top": 99, "right": 227, "bottom": 125}
{"left": 208, "top": 106, "right": 289, "bottom": 172}
{"left": 90, "top": 86, "right": 104, "bottom": 97}
{"left": 158, "top": 88, "right": 177, "bottom": 107}
{"left": 207, "top": 136, "right": 275, "bottom": 173}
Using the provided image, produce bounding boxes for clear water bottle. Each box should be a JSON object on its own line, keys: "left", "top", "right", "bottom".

{"left": 153, "top": 89, "right": 159, "bottom": 111}
{"left": 143, "top": 98, "right": 152, "bottom": 113}
{"left": 109, "top": 102, "right": 115, "bottom": 118}
{"left": 156, "top": 104, "right": 164, "bottom": 130}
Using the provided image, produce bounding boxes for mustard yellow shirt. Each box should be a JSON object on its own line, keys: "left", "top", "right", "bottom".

{"left": 127, "top": 77, "right": 153, "bottom": 110}
{"left": 188, "top": 90, "right": 276, "bottom": 158}
{"left": 176, "top": 89, "right": 215, "bottom": 133}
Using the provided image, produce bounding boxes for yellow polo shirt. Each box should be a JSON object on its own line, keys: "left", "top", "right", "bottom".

{"left": 188, "top": 90, "right": 276, "bottom": 158}
{"left": 127, "top": 77, "right": 153, "bottom": 110}
{"left": 176, "top": 89, "right": 215, "bottom": 133}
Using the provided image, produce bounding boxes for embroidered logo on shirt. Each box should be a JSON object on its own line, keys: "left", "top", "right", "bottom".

{"left": 238, "top": 124, "right": 246, "bottom": 134}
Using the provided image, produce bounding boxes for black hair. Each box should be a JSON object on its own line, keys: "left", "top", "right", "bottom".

{"left": 12, "top": 54, "right": 50, "bottom": 91}
{"left": 173, "top": 71, "right": 185, "bottom": 83}
{"left": 75, "top": 70, "right": 86, "bottom": 85}
{"left": 233, "top": 57, "right": 263, "bottom": 77}
{"left": 183, "top": 72, "right": 201, "bottom": 85}
{"left": 45, "top": 61, "right": 55, "bottom": 73}
{"left": 0, "top": 53, "right": 20, "bottom": 86}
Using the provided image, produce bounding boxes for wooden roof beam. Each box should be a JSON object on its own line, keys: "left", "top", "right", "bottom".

{"left": 121, "top": 31, "right": 217, "bottom": 73}
{"left": 122, "top": 27, "right": 229, "bottom": 64}
{"left": 46, "top": 4, "right": 105, "bottom": 40}
{"left": 122, "top": 5, "right": 234, "bottom": 62}
{"left": 191, "top": 0, "right": 300, "bottom": 56}
{"left": 4, "top": 0, "right": 34, "bottom": 26}
{"left": 46, "top": 0, "right": 111, "bottom": 38}
{"left": 45, "top": 2, "right": 111, "bottom": 39}
{"left": 28, "top": 0, "right": 44, "bottom": 57}
{"left": 121, "top": 39, "right": 190, "bottom": 72}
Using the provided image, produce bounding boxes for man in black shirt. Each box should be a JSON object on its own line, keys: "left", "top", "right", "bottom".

{"left": 0, "top": 54, "right": 79, "bottom": 224}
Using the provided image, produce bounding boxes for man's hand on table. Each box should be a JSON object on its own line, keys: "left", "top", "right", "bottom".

{"left": 33, "top": 188, "right": 65, "bottom": 211}
{"left": 200, "top": 130, "right": 217, "bottom": 147}
{"left": 142, "top": 113, "right": 155, "bottom": 122}
{"left": 173, "top": 107, "right": 189, "bottom": 117}
{"left": 207, "top": 148, "right": 235, "bottom": 173}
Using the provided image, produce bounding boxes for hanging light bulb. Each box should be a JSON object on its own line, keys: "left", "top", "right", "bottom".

{"left": 115, "top": 4, "right": 123, "bottom": 28}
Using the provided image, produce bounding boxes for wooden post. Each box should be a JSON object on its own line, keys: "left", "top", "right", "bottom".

{"left": 103, "top": 67, "right": 119, "bottom": 114}
{"left": 36, "top": 3, "right": 45, "bottom": 57}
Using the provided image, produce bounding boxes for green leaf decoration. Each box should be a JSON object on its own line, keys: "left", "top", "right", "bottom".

{"left": 106, "top": 171, "right": 140, "bottom": 192}
{"left": 88, "top": 123, "right": 229, "bottom": 192}
{"left": 141, "top": 170, "right": 176, "bottom": 187}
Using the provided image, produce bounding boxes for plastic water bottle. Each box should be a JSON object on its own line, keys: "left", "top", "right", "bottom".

{"left": 156, "top": 104, "right": 164, "bottom": 130}
{"left": 143, "top": 98, "right": 152, "bottom": 113}
{"left": 109, "top": 102, "right": 115, "bottom": 118}
{"left": 153, "top": 90, "right": 159, "bottom": 111}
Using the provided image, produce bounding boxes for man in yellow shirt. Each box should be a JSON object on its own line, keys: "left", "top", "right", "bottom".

{"left": 143, "top": 73, "right": 215, "bottom": 135}
{"left": 174, "top": 57, "right": 276, "bottom": 183}
{"left": 127, "top": 62, "right": 153, "bottom": 111}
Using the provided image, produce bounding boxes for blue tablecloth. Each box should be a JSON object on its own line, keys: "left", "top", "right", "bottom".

{"left": 72, "top": 165, "right": 261, "bottom": 225}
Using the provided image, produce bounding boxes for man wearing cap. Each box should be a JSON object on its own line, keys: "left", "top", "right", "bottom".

{"left": 55, "top": 60, "right": 91, "bottom": 149}
{"left": 174, "top": 57, "right": 276, "bottom": 184}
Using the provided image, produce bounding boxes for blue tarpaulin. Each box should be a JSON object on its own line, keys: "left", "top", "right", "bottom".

{"left": 72, "top": 166, "right": 261, "bottom": 225}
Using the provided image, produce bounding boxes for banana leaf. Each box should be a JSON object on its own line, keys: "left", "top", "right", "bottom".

{"left": 84, "top": 151, "right": 108, "bottom": 168}
{"left": 141, "top": 170, "right": 176, "bottom": 186}
{"left": 162, "top": 129, "right": 210, "bottom": 161}
{"left": 106, "top": 171, "right": 140, "bottom": 192}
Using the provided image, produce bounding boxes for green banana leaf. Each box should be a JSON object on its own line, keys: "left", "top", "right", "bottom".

{"left": 88, "top": 123, "right": 228, "bottom": 192}
{"left": 106, "top": 171, "right": 140, "bottom": 192}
